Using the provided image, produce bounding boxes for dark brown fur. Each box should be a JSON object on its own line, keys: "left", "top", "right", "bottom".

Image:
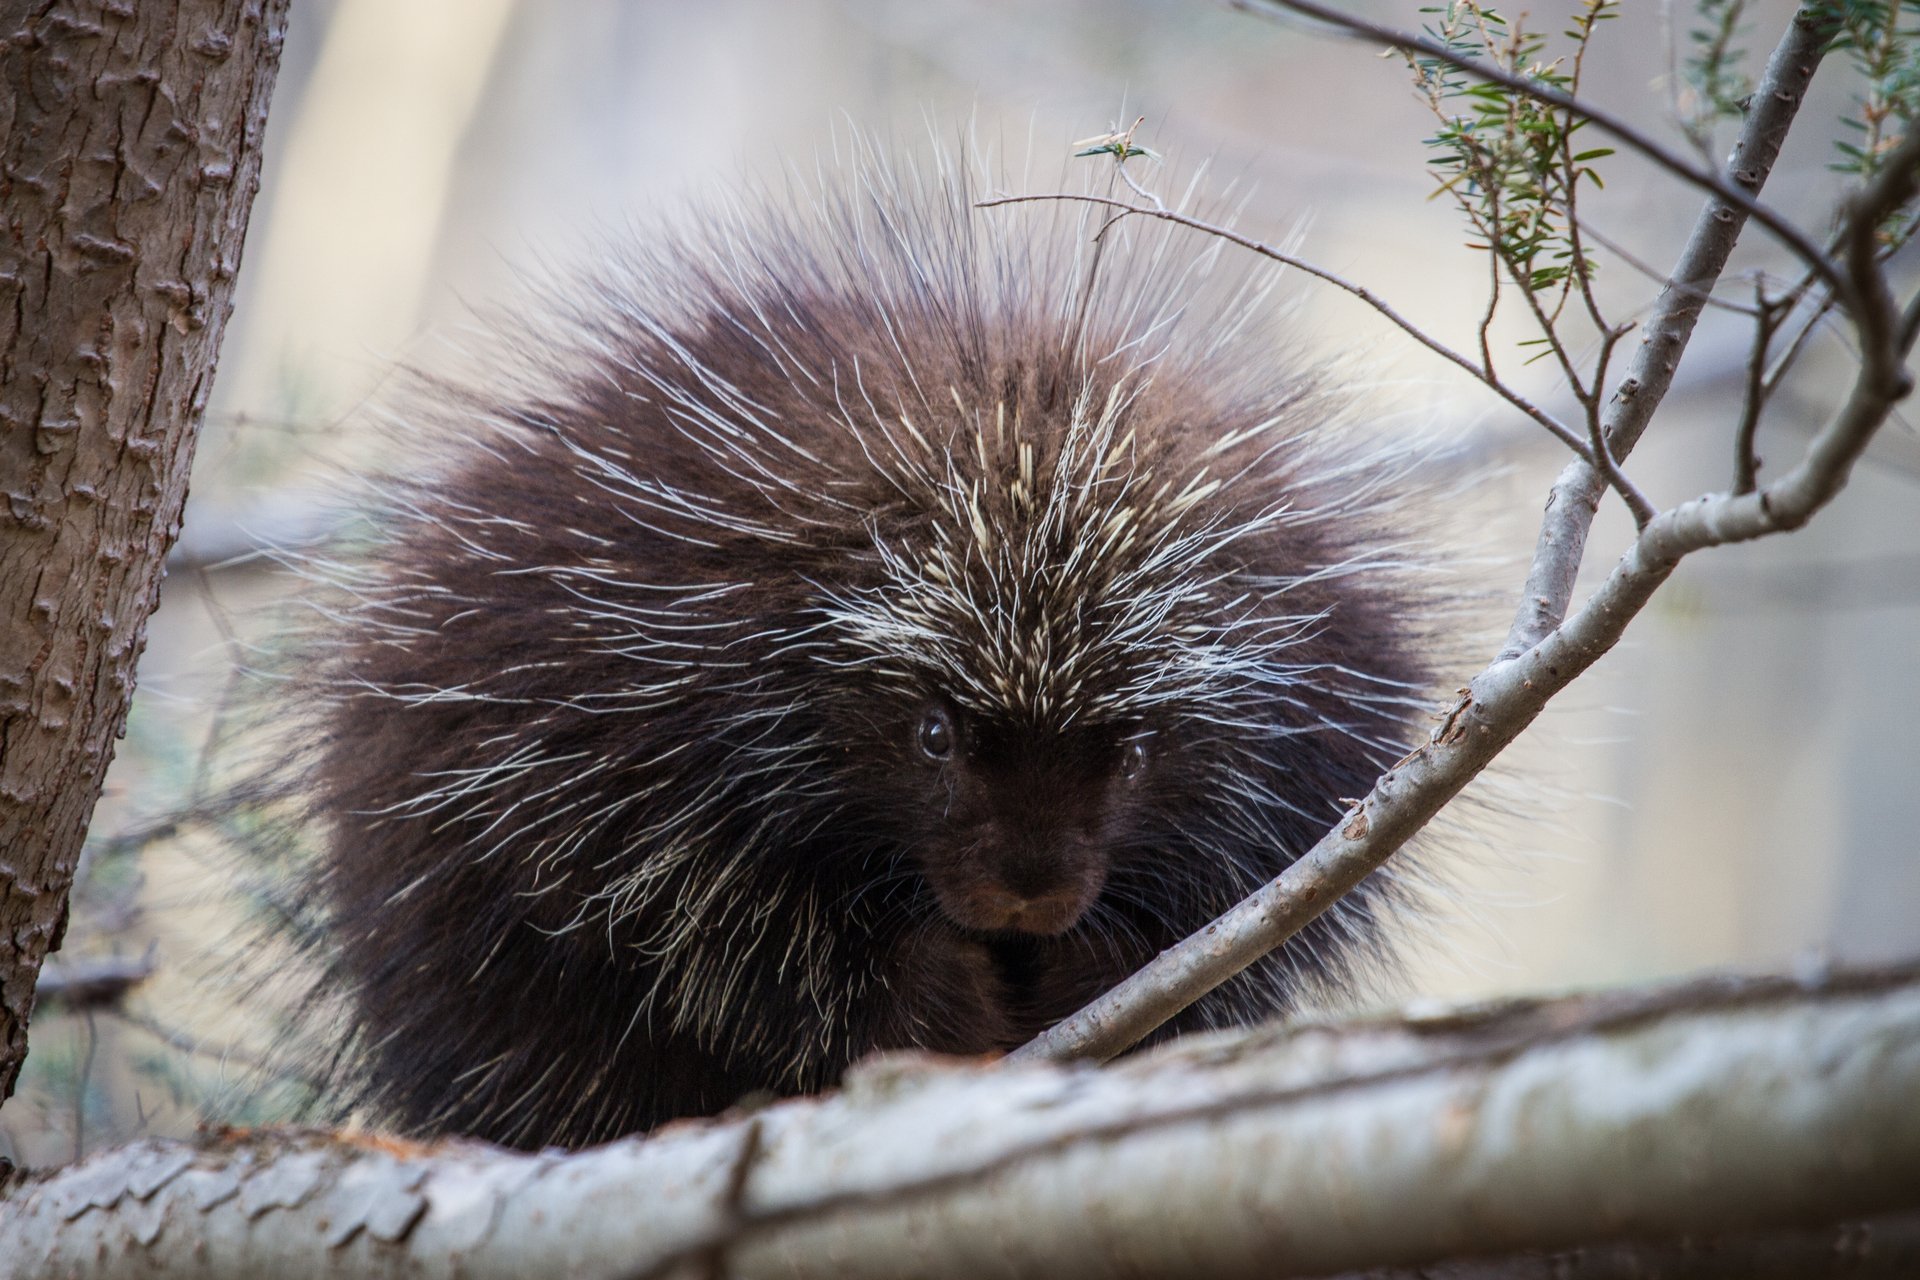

{"left": 292, "top": 154, "right": 1449, "bottom": 1149}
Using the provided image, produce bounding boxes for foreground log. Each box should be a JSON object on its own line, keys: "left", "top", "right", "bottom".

{"left": 3, "top": 963, "right": 1916, "bottom": 1279}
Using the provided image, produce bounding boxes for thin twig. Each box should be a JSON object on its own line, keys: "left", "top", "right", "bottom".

{"left": 1478, "top": 211, "right": 1502, "bottom": 376}
{"left": 1561, "top": 160, "right": 1611, "bottom": 339}
{"left": 1762, "top": 290, "right": 1839, "bottom": 390}
{"left": 109, "top": 1008, "right": 294, "bottom": 1082}
{"left": 1734, "top": 284, "right": 1786, "bottom": 494}
{"left": 978, "top": 192, "right": 1592, "bottom": 459}
{"left": 1501, "top": 238, "right": 1591, "bottom": 405}
{"left": 1574, "top": 218, "right": 1764, "bottom": 316}
{"left": 1496, "top": 251, "right": 1654, "bottom": 524}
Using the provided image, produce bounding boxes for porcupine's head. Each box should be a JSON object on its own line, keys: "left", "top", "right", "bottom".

{"left": 809, "top": 376, "right": 1371, "bottom": 944}
{"left": 295, "top": 144, "right": 1456, "bottom": 1146}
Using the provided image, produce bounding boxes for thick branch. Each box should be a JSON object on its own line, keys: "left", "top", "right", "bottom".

{"left": 4, "top": 965, "right": 1917, "bottom": 1279}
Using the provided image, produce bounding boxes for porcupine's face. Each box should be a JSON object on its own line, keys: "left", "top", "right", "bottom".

{"left": 894, "top": 700, "right": 1152, "bottom": 935}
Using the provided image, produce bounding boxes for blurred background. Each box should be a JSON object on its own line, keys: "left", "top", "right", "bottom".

{"left": 4, "top": 0, "right": 1914, "bottom": 1166}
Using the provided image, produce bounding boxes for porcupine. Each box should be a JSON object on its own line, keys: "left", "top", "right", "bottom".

{"left": 290, "top": 149, "right": 1456, "bottom": 1151}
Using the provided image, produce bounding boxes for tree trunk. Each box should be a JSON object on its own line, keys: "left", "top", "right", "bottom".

{"left": 0, "top": 0, "right": 288, "bottom": 1104}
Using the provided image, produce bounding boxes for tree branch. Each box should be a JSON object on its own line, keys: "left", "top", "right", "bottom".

{"left": 1013, "top": 4, "right": 1909, "bottom": 1068}
{"left": 1231, "top": 0, "right": 1842, "bottom": 296}
{"left": 5, "top": 965, "right": 1917, "bottom": 1279}
{"left": 1014, "top": 281, "right": 1909, "bottom": 1066}
{"left": 29, "top": 955, "right": 154, "bottom": 1014}
{"left": 1733, "top": 284, "right": 1785, "bottom": 495}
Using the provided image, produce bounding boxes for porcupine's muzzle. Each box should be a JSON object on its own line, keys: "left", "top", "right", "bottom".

{"left": 931, "top": 822, "right": 1110, "bottom": 936}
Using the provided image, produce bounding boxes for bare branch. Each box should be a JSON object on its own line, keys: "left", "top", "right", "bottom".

{"left": 30, "top": 956, "right": 155, "bottom": 1014}
{"left": 1018, "top": 293, "right": 1909, "bottom": 1068}
{"left": 1762, "top": 284, "right": 1840, "bottom": 395}
{"left": 1733, "top": 284, "right": 1785, "bottom": 494}
{"left": 1497, "top": 3, "right": 1839, "bottom": 658}
{"left": 1013, "top": 6, "right": 1914, "bottom": 1070}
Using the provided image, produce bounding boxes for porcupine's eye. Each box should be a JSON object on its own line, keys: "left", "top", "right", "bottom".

{"left": 918, "top": 706, "right": 956, "bottom": 760}
{"left": 1120, "top": 737, "right": 1150, "bottom": 782}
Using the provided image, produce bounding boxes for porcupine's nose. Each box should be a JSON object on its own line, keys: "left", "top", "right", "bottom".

{"left": 970, "top": 878, "right": 1096, "bottom": 935}
{"left": 979, "top": 831, "right": 1106, "bottom": 934}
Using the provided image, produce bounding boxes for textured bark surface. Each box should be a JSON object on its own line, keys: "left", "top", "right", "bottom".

{"left": 0, "top": 0, "right": 288, "bottom": 1103}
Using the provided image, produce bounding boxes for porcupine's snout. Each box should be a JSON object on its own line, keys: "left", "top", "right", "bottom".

{"left": 935, "top": 821, "right": 1109, "bottom": 935}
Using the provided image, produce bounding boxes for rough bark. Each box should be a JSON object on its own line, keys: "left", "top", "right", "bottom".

{"left": 0, "top": 0, "right": 288, "bottom": 1104}
{"left": 3, "top": 963, "right": 1916, "bottom": 1279}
